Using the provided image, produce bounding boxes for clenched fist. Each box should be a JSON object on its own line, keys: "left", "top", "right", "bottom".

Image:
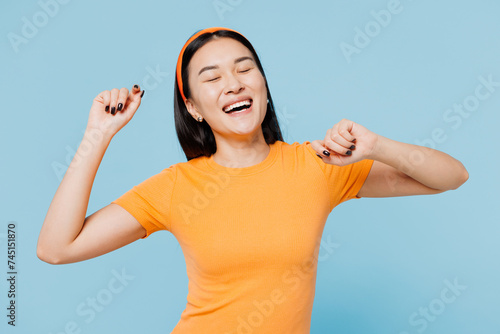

{"left": 311, "top": 118, "right": 379, "bottom": 166}
{"left": 86, "top": 85, "right": 145, "bottom": 138}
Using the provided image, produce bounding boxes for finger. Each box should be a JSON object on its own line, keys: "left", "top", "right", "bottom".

{"left": 334, "top": 130, "right": 356, "bottom": 149}
{"left": 337, "top": 119, "right": 357, "bottom": 143}
{"left": 100, "top": 90, "right": 110, "bottom": 113}
{"left": 322, "top": 128, "right": 352, "bottom": 155}
{"left": 312, "top": 140, "right": 352, "bottom": 166}
{"left": 116, "top": 87, "right": 129, "bottom": 113}
{"left": 125, "top": 84, "right": 144, "bottom": 110}
{"left": 131, "top": 84, "right": 141, "bottom": 94}
{"left": 315, "top": 140, "right": 346, "bottom": 164}
{"left": 129, "top": 84, "right": 143, "bottom": 100}
{"left": 311, "top": 140, "right": 328, "bottom": 158}
{"left": 311, "top": 140, "right": 339, "bottom": 159}
{"left": 109, "top": 88, "right": 119, "bottom": 115}
{"left": 324, "top": 136, "right": 353, "bottom": 156}
{"left": 134, "top": 83, "right": 145, "bottom": 99}
{"left": 325, "top": 129, "right": 355, "bottom": 155}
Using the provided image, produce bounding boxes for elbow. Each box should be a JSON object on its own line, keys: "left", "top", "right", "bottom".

{"left": 433, "top": 166, "right": 469, "bottom": 192}
{"left": 449, "top": 166, "right": 469, "bottom": 190}
{"left": 461, "top": 168, "right": 469, "bottom": 186}
{"left": 36, "top": 246, "right": 64, "bottom": 265}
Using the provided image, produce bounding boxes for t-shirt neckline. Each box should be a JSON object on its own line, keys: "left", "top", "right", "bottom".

{"left": 204, "top": 141, "right": 280, "bottom": 176}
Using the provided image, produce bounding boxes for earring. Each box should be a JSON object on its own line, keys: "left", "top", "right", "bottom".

{"left": 197, "top": 116, "right": 203, "bottom": 122}
{"left": 267, "top": 99, "right": 269, "bottom": 103}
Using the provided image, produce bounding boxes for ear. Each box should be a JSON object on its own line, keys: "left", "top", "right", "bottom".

{"left": 184, "top": 99, "right": 199, "bottom": 120}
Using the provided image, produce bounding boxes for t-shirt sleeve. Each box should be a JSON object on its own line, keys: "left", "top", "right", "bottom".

{"left": 110, "top": 165, "right": 176, "bottom": 239}
{"left": 303, "top": 141, "right": 374, "bottom": 211}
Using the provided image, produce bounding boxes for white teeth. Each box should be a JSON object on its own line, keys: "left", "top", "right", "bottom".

{"left": 223, "top": 99, "right": 252, "bottom": 112}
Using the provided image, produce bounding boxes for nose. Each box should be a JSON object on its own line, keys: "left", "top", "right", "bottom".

{"left": 223, "top": 73, "right": 244, "bottom": 95}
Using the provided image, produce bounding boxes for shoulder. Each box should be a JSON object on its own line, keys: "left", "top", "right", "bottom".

{"left": 273, "top": 140, "right": 325, "bottom": 172}
{"left": 278, "top": 139, "right": 316, "bottom": 158}
{"left": 134, "top": 164, "right": 178, "bottom": 189}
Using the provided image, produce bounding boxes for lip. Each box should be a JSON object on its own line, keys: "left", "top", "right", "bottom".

{"left": 222, "top": 96, "right": 253, "bottom": 112}
{"left": 226, "top": 102, "right": 253, "bottom": 117}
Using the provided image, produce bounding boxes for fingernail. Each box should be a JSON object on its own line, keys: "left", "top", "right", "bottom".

{"left": 117, "top": 103, "right": 123, "bottom": 111}
{"left": 346, "top": 150, "right": 352, "bottom": 156}
{"left": 350, "top": 145, "right": 356, "bottom": 150}
{"left": 105, "top": 105, "right": 109, "bottom": 112}
{"left": 323, "top": 150, "right": 330, "bottom": 156}
{"left": 140, "top": 90, "right": 145, "bottom": 98}
{"left": 352, "top": 138, "right": 356, "bottom": 143}
{"left": 111, "top": 106, "right": 116, "bottom": 115}
{"left": 316, "top": 153, "right": 323, "bottom": 159}
{"left": 134, "top": 84, "right": 139, "bottom": 89}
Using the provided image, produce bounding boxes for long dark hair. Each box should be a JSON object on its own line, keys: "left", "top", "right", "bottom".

{"left": 174, "top": 29, "right": 283, "bottom": 161}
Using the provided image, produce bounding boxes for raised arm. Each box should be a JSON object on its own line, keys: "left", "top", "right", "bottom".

{"left": 356, "top": 135, "right": 468, "bottom": 197}
{"left": 310, "top": 119, "right": 468, "bottom": 198}
{"left": 37, "top": 85, "right": 146, "bottom": 264}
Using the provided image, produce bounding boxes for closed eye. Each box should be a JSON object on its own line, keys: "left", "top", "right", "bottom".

{"left": 239, "top": 68, "right": 252, "bottom": 73}
{"left": 206, "top": 77, "right": 220, "bottom": 82}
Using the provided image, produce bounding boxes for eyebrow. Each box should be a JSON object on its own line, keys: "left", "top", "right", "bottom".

{"left": 198, "top": 56, "right": 254, "bottom": 76}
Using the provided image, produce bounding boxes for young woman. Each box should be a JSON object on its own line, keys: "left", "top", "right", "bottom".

{"left": 37, "top": 27, "right": 468, "bottom": 333}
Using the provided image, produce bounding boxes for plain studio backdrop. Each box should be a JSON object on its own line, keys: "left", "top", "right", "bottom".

{"left": 1, "top": 0, "right": 499, "bottom": 333}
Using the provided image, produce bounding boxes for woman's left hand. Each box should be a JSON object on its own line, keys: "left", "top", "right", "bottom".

{"left": 311, "top": 119, "right": 379, "bottom": 166}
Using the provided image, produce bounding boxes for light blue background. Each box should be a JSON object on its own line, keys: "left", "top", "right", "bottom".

{"left": 1, "top": 0, "right": 499, "bottom": 333}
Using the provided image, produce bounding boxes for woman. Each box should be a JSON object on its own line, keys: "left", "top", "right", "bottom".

{"left": 37, "top": 27, "right": 468, "bottom": 333}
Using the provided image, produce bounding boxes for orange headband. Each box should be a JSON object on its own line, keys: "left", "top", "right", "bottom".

{"left": 176, "top": 27, "right": 242, "bottom": 102}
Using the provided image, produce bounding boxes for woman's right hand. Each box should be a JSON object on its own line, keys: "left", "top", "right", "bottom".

{"left": 86, "top": 84, "right": 145, "bottom": 138}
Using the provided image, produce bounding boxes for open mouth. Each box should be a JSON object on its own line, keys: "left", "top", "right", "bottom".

{"left": 223, "top": 99, "right": 253, "bottom": 114}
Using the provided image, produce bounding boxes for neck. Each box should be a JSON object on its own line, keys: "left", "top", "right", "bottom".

{"left": 211, "top": 132, "right": 271, "bottom": 168}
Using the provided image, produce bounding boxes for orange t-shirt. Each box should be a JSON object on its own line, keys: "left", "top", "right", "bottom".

{"left": 111, "top": 140, "right": 374, "bottom": 333}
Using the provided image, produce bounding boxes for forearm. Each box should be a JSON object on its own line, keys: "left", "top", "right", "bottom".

{"left": 38, "top": 128, "right": 113, "bottom": 259}
{"left": 367, "top": 135, "right": 469, "bottom": 190}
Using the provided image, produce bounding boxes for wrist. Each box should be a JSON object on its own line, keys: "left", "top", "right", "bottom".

{"left": 365, "top": 134, "right": 386, "bottom": 161}
{"left": 83, "top": 127, "right": 113, "bottom": 148}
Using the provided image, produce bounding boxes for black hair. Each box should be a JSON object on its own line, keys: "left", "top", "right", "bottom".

{"left": 174, "top": 29, "right": 283, "bottom": 161}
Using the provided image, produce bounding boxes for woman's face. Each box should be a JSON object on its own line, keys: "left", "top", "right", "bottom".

{"left": 185, "top": 37, "right": 268, "bottom": 141}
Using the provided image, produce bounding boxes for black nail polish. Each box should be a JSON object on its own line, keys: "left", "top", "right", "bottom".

{"left": 105, "top": 105, "right": 109, "bottom": 112}
{"left": 350, "top": 145, "right": 356, "bottom": 150}
{"left": 117, "top": 103, "right": 123, "bottom": 111}
{"left": 346, "top": 150, "right": 352, "bottom": 156}
{"left": 111, "top": 106, "right": 116, "bottom": 115}
{"left": 323, "top": 150, "right": 330, "bottom": 156}
{"left": 140, "top": 90, "right": 145, "bottom": 98}
{"left": 352, "top": 138, "right": 356, "bottom": 143}
{"left": 316, "top": 153, "right": 323, "bottom": 159}
{"left": 134, "top": 84, "right": 139, "bottom": 89}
